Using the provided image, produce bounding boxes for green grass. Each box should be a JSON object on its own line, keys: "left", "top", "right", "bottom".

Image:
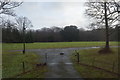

{"left": 2, "top": 51, "right": 47, "bottom": 78}
{"left": 71, "top": 47, "right": 119, "bottom": 78}
{"left": 2, "top": 41, "right": 118, "bottom": 51}
{"left": 18, "top": 66, "right": 47, "bottom": 78}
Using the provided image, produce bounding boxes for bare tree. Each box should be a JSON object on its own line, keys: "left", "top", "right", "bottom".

{"left": 0, "top": 0, "right": 22, "bottom": 16}
{"left": 16, "top": 16, "right": 33, "bottom": 41}
{"left": 16, "top": 16, "right": 33, "bottom": 30}
{"left": 86, "top": 0, "right": 120, "bottom": 50}
{"left": 16, "top": 16, "right": 33, "bottom": 54}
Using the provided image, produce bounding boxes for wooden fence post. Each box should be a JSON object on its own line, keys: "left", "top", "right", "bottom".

{"left": 23, "top": 61, "right": 25, "bottom": 73}
{"left": 77, "top": 52, "right": 80, "bottom": 63}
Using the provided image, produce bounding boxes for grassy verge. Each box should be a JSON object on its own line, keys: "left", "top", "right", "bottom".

{"left": 2, "top": 51, "right": 47, "bottom": 78}
{"left": 2, "top": 41, "right": 118, "bottom": 51}
{"left": 71, "top": 47, "right": 119, "bottom": 78}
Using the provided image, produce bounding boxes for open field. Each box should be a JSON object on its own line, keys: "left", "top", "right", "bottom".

{"left": 71, "top": 47, "right": 119, "bottom": 78}
{"left": 2, "top": 41, "right": 118, "bottom": 51}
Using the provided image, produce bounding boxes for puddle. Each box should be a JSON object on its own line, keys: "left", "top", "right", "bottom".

{"left": 48, "top": 63, "right": 73, "bottom": 65}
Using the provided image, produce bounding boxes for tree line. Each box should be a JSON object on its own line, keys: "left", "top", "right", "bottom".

{"left": 2, "top": 25, "right": 119, "bottom": 43}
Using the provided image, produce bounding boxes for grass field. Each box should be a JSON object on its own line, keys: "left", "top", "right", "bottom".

{"left": 2, "top": 41, "right": 118, "bottom": 78}
{"left": 2, "top": 41, "right": 118, "bottom": 51}
{"left": 2, "top": 48, "right": 47, "bottom": 78}
{"left": 2, "top": 51, "right": 47, "bottom": 78}
{"left": 71, "top": 47, "right": 119, "bottom": 78}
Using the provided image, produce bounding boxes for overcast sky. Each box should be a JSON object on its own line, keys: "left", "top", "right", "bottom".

{"left": 14, "top": 1, "right": 90, "bottom": 30}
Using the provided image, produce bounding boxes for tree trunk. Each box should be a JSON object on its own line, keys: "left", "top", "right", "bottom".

{"left": 104, "top": 2, "right": 109, "bottom": 49}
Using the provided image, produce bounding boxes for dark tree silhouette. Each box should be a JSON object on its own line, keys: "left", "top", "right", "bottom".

{"left": 2, "top": 19, "right": 21, "bottom": 43}
{"left": 2, "top": 25, "right": 118, "bottom": 43}
{"left": 60, "top": 25, "right": 79, "bottom": 42}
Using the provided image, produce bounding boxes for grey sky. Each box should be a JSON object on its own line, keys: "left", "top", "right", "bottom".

{"left": 15, "top": 1, "right": 90, "bottom": 30}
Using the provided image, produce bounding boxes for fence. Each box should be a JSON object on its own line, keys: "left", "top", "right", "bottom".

{"left": 84, "top": 57, "right": 117, "bottom": 73}
{"left": 74, "top": 51, "right": 119, "bottom": 75}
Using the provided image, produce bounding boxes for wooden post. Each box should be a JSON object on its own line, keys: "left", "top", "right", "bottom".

{"left": 77, "top": 52, "right": 79, "bottom": 63}
{"left": 23, "top": 61, "right": 25, "bottom": 72}
{"left": 23, "top": 43, "right": 25, "bottom": 54}
{"left": 23, "top": 17, "right": 26, "bottom": 54}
